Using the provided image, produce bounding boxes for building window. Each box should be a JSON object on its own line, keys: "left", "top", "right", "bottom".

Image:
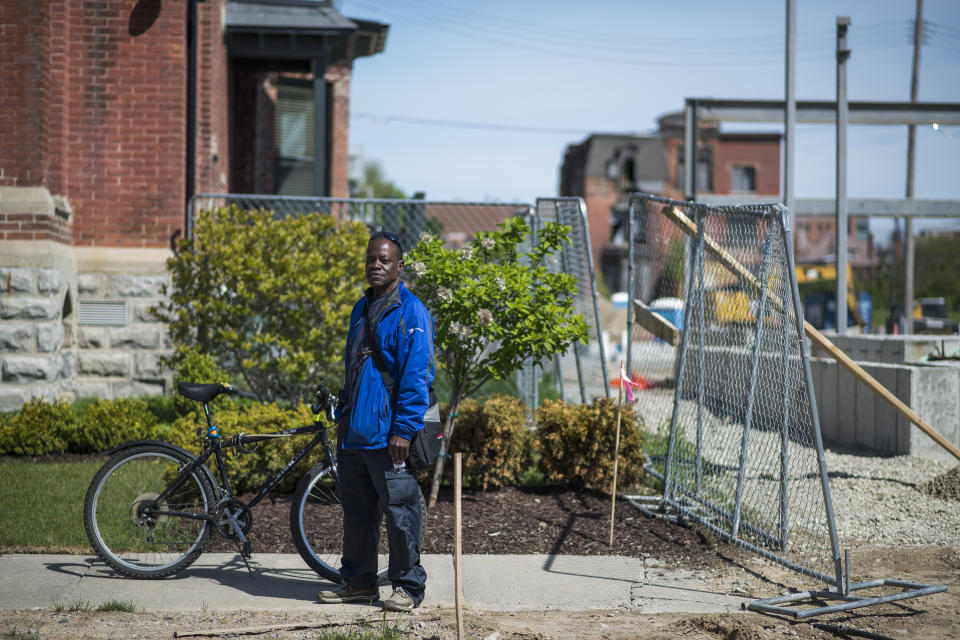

{"left": 856, "top": 218, "right": 869, "bottom": 241}
{"left": 730, "top": 165, "right": 756, "bottom": 193}
{"left": 274, "top": 81, "right": 314, "bottom": 196}
{"left": 677, "top": 146, "right": 713, "bottom": 192}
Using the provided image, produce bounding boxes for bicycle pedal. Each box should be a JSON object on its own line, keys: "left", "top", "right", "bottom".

{"left": 241, "top": 542, "right": 252, "bottom": 559}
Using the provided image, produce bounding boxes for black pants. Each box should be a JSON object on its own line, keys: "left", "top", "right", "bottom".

{"left": 337, "top": 447, "right": 426, "bottom": 605}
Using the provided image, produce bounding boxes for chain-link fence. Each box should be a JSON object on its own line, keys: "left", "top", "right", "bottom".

{"left": 188, "top": 194, "right": 607, "bottom": 410}
{"left": 625, "top": 193, "right": 843, "bottom": 589}
{"left": 534, "top": 198, "right": 610, "bottom": 404}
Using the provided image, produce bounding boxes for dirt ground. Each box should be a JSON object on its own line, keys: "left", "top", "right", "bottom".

{"left": 3, "top": 483, "right": 959, "bottom": 639}
{"left": 2, "top": 545, "right": 958, "bottom": 639}
{"left": 2, "top": 543, "right": 958, "bottom": 638}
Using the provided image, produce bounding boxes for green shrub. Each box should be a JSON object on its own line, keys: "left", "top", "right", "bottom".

{"left": 0, "top": 399, "right": 75, "bottom": 455}
{"left": 157, "top": 206, "right": 368, "bottom": 406}
{"left": 167, "top": 400, "right": 323, "bottom": 494}
{"left": 448, "top": 395, "right": 532, "bottom": 490}
{"left": 534, "top": 397, "right": 646, "bottom": 491}
{"left": 143, "top": 394, "right": 179, "bottom": 424}
{"left": 164, "top": 345, "right": 231, "bottom": 417}
{"left": 71, "top": 397, "right": 159, "bottom": 452}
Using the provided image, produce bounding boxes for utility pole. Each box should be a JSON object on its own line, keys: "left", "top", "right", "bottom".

{"left": 784, "top": 0, "right": 796, "bottom": 215}
{"left": 835, "top": 17, "right": 851, "bottom": 334}
{"left": 903, "top": 0, "right": 924, "bottom": 334}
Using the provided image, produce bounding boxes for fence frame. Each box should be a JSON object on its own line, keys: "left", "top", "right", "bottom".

{"left": 625, "top": 193, "right": 946, "bottom": 618}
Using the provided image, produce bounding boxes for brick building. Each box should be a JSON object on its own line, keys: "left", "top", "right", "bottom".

{"left": 0, "top": 0, "right": 387, "bottom": 410}
{"left": 560, "top": 111, "right": 781, "bottom": 295}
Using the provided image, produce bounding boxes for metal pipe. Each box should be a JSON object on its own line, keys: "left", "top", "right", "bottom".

{"left": 579, "top": 198, "right": 611, "bottom": 399}
{"left": 779, "top": 250, "right": 792, "bottom": 552}
{"left": 781, "top": 202, "right": 845, "bottom": 590}
{"left": 662, "top": 205, "right": 705, "bottom": 503}
{"left": 835, "top": 16, "right": 851, "bottom": 333}
{"left": 694, "top": 209, "right": 706, "bottom": 496}
{"left": 904, "top": 0, "right": 924, "bottom": 334}
{"left": 731, "top": 231, "right": 775, "bottom": 539}
{"left": 626, "top": 200, "right": 636, "bottom": 380}
{"left": 683, "top": 99, "right": 697, "bottom": 202}
{"left": 784, "top": 0, "right": 797, "bottom": 213}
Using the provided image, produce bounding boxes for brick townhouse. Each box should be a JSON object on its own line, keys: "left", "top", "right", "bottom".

{"left": 0, "top": 0, "right": 387, "bottom": 411}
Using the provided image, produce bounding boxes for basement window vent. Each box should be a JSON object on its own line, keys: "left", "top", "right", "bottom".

{"left": 78, "top": 300, "right": 127, "bottom": 326}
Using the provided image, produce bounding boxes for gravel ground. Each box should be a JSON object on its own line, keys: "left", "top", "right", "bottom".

{"left": 824, "top": 448, "right": 960, "bottom": 547}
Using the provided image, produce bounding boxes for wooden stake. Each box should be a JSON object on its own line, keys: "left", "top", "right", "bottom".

{"left": 610, "top": 362, "right": 624, "bottom": 547}
{"left": 454, "top": 452, "right": 465, "bottom": 640}
{"left": 663, "top": 205, "right": 960, "bottom": 463}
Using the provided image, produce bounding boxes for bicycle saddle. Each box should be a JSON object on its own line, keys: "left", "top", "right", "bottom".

{"left": 178, "top": 382, "right": 231, "bottom": 403}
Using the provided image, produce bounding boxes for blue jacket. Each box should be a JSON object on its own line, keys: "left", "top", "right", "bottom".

{"left": 338, "top": 281, "right": 435, "bottom": 450}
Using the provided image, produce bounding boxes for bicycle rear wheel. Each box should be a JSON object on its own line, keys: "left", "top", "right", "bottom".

{"left": 290, "top": 462, "right": 427, "bottom": 583}
{"left": 83, "top": 445, "right": 214, "bottom": 579}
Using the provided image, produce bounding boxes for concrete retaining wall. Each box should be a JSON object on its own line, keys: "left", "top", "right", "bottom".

{"left": 809, "top": 357, "right": 960, "bottom": 464}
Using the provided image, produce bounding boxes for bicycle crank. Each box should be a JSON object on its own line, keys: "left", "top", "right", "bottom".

{"left": 216, "top": 499, "right": 252, "bottom": 539}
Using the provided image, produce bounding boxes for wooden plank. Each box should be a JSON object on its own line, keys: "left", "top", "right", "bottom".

{"left": 633, "top": 299, "right": 681, "bottom": 346}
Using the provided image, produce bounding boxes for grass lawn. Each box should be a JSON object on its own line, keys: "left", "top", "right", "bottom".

{"left": 0, "top": 458, "right": 102, "bottom": 552}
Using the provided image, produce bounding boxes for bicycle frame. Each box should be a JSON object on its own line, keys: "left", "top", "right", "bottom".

{"left": 149, "top": 402, "right": 338, "bottom": 529}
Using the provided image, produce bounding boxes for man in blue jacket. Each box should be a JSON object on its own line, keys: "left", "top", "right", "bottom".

{"left": 317, "top": 231, "right": 434, "bottom": 612}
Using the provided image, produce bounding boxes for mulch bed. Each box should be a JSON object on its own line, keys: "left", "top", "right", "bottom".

{"left": 206, "top": 485, "right": 736, "bottom": 570}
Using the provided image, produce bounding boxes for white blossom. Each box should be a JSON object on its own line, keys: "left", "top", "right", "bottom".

{"left": 546, "top": 254, "right": 558, "bottom": 266}
{"left": 419, "top": 231, "right": 433, "bottom": 244}
{"left": 410, "top": 261, "right": 427, "bottom": 277}
{"left": 481, "top": 236, "right": 495, "bottom": 250}
{"left": 495, "top": 276, "right": 506, "bottom": 291}
{"left": 460, "top": 246, "right": 473, "bottom": 260}
{"left": 450, "top": 320, "right": 473, "bottom": 339}
{"left": 477, "top": 308, "right": 493, "bottom": 326}
{"left": 438, "top": 287, "right": 453, "bottom": 302}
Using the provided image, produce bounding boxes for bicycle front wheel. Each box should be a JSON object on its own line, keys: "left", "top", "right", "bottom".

{"left": 290, "top": 462, "right": 427, "bottom": 583}
{"left": 83, "top": 445, "right": 214, "bottom": 579}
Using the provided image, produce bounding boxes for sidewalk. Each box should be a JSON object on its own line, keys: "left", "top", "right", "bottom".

{"left": 0, "top": 553, "right": 746, "bottom": 614}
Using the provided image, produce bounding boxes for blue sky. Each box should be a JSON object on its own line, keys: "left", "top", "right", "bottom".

{"left": 341, "top": 0, "right": 960, "bottom": 239}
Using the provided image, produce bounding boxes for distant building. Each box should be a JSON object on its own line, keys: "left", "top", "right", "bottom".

{"left": 560, "top": 112, "right": 781, "bottom": 295}
{"left": 0, "top": 0, "right": 387, "bottom": 410}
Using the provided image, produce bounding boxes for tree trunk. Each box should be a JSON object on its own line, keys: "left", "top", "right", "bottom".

{"left": 428, "top": 386, "right": 462, "bottom": 507}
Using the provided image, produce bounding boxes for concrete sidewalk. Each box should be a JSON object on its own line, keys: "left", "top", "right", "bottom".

{"left": 0, "top": 553, "right": 746, "bottom": 614}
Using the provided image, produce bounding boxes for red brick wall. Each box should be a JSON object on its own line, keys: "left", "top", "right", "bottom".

{"left": 63, "top": 0, "right": 188, "bottom": 247}
{"left": 0, "top": 212, "right": 72, "bottom": 243}
{"left": 326, "top": 61, "right": 352, "bottom": 198}
{"left": 3, "top": 0, "right": 355, "bottom": 246}
{"left": 196, "top": 0, "right": 229, "bottom": 195}
{"left": 0, "top": 1, "right": 47, "bottom": 187}
{"left": 0, "top": 0, "right": 188, "bottom": 248}
{"left": 710, "top": 136, "right": 781, "bottom": 195}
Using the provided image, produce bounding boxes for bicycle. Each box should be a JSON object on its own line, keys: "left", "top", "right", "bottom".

{"left": 82, "top": 381, "right": 427, "bottom": 580}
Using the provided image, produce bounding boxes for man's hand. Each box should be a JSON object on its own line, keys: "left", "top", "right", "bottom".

{"left": 389, "top": 435, "right": 410, "bottom": 465}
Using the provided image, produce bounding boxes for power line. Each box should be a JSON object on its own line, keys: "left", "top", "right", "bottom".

{"left": 347, "top": 1, "right": 922, "bottom": 66}
{"left": 351, "top": 112, "right": 595, "bottom": 135}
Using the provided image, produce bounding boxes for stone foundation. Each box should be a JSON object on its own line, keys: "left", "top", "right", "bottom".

{"left": 1, "top": 187, "right": 173, "bottom": 411}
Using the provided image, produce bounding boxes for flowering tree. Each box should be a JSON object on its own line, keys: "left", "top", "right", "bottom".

{"left": 406, "top": 215, "right": 588, "bottom": 506}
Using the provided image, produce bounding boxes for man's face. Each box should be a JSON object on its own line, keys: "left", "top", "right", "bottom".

{"left": 366, "top": 238, "right": 404, "bottom": 295}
